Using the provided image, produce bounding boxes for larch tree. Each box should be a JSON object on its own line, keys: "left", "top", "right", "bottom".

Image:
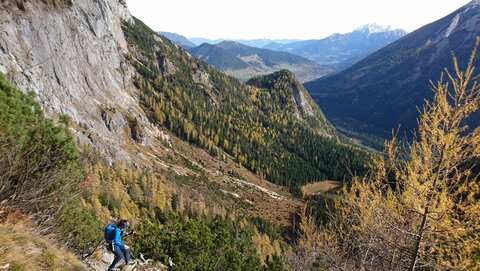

{"left": 300, "top": 38, "right": 480, "bottom": 270}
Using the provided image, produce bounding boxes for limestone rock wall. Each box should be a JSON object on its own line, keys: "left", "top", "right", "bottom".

{"left": 0, "top": 0, "right": 152, "bottom": 162}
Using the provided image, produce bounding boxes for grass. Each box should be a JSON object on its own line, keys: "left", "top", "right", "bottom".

{"left": 42, "top": 250, "right": 57, "bottom": 267}
{"left": 0, "top": 221, "right": 87, "bottom": 271}
{"left": 301, "top": 181, "right": 342, "bottom": 196}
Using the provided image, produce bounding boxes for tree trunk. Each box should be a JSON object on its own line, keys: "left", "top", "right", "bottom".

{"left": 408, "top": 206, "right": 429, "bottom": 271}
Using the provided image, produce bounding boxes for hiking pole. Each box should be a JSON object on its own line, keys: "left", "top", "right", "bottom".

{"left": 82, "top": 236, "right": 104, "bottom": 260}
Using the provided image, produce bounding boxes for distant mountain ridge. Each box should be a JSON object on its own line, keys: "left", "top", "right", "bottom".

{"left": 190, "top": 42, "right": 249, "bottom": 69}
{"left": 189, "top": 38, "right": 301, "bottom": 48}
{"left": 158, "top": 31, "right": 196, "bottom": 48}
{"left": 161, "top": 25, "right": 405, "bottom": 71}
{"left": 265, "top": 23, "right": 407, "bottom": 70}
{"left": 189, "top": 41, "right": 333, "bottom": 82}
{"left": 304, "top": 1, "right": 480, "bottom": 139}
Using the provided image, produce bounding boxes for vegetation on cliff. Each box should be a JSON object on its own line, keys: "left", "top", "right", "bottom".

{"left": 122, "top": 18, "right": 369, "bottom": 192}
{"left": 0, "top": 72, "right": 82, "bottom": 218}
{"left": 0, "top": 73, "right": 288, "bottom": 269}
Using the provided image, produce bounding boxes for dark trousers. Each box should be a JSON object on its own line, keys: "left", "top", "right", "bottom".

{"left": 108, "top": 243, "right": 131, "bottom": 269}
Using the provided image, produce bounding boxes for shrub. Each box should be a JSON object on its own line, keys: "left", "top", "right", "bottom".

{"left": 0, "top": 73, "right": 82, "bottom": 217}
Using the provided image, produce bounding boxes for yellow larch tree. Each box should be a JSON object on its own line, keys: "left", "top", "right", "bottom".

{"left": 301, "top": 38, "right": 480, "bottom": 270}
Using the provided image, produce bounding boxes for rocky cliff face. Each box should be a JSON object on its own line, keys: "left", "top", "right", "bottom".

{"left": 0, "top": 0, "right": 150, "bottom": 162}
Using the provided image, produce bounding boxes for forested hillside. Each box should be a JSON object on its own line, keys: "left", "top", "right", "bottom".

{"left": 0, "top": 1, "right": 368, "bottom": 270}
{"left": 122, "top": 18, "right": 368, "bottom": 191}
{"left": 247, "top": 69, "right": 336, "bottom": 137}
{"left": 189, "top": 42, "right": 249, "bottom": 69}
{"left": 0, "top": 72, "right": 289, "bottom": 270}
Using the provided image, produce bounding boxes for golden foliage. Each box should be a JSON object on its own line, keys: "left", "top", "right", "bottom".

{"left": 299, "top": 38, "right": 480, "bottom": 270}
{"left": 252, "top": 227, "right": 284, "bottom": 264}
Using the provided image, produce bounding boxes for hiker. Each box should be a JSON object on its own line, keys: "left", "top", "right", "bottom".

{"left": 104, "top": 219, "right": 135, "bottom": 270}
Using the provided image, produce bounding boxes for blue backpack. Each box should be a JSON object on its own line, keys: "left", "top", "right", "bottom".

{"left": 104, "top": 224, "right": 117, "bottom": 242}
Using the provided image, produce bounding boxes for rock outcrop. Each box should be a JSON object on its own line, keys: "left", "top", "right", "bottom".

{"left": 85, "top": 246, "right": 168, "bottom": 271}
{"left": 0, "top": 0, "right": 150, "bottom": 162}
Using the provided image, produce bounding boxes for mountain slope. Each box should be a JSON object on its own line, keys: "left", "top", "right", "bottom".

{"left": 0, "top": 1, "right": 368, "bottom": 269}
{"left": 189, "top": 43, "right": 249, "bottom": 69}
{"left": 123, "top": 18, "right": 368, "bottom": 186}
{"left": 305, "top": 1, "right": 480, "bottom": 139}
{"left": 0, "top": 0, "right": 302, "bottom": 226}
{"left": 247, "top": 70, "right": 337, "bottom": 138}
{"left": 158, "top": 31, "right": 196, "bottom": 48}
{"left": 188, "top": 41, "right": 334, "bottom": 82}
{"left": 0, "top": 0, "right": 367, "bottom": 192}
{"left": 265, "top": 24, "right": 407, "bottom": 70}
{"left": 0, "top": 221, "right": 88, "bottom": 270}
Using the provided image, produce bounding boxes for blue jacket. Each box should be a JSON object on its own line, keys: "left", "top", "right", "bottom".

{"left": 104, "top": 224, "right": 128, "bottom": 248}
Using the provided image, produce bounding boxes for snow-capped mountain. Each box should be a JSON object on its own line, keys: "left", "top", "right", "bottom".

{"left": 305, "top": 0, "right": 480, "bottom": 140}
{"left": 264, "top": 24, "right": 407, "bottom": 70}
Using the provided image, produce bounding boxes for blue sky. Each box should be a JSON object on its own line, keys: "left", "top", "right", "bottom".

{"left": 125, "top": 0, "right": 471, "bottom": 39}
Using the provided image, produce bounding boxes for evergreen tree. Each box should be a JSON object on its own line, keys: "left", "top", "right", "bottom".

{"left": 0, "top": 73, "right": 82, "bottom": 216}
